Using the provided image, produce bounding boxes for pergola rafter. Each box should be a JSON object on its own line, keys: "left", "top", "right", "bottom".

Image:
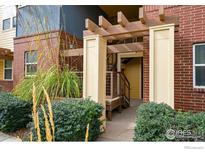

{"left": 159, "top": 6, "right": 165, "bottom": 21}
{"left": 99, "top": 15, "right": 112, "bottom": 30}
{"left": 84, "top": 6, "right": 179, "bottom": 40}
{"left": 117, "top": 11, "right": 129, "bottom": 27}
{"left": 139, "top": 7, "right": 147, "bottom": 24}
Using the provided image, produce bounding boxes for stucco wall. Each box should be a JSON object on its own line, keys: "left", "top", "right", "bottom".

{"left": 124, "top": 58, "right": 141, "bottom": 99}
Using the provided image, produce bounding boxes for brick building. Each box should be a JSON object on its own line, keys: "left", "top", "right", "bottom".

{"left": 79, "top": 5, "right": 205, "bottom": 114}
{"left": 1, "top": 5, "right": 205, "bottom": 113}
{"left": 143, "top": 5, "right": 205, "bottom": 112}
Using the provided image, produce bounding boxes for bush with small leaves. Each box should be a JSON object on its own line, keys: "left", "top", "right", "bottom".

{"left": 0, "top": 92, "right": 32, "bottom": 132}
{"left": 29, "top": 98, "right": 103, "bottom": 141}
{"left": 134, "top": 102, "right": 205, "bottom": 141}
{"left": 134, "top": 102, "right": 175, "bottom": 141}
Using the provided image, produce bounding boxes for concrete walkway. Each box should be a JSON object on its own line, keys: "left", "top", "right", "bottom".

{"left": 98, "top": 99, "right": 142, "bottom": 141}
{"left": 0, "top": 132, "right": 21, "bottom": 142}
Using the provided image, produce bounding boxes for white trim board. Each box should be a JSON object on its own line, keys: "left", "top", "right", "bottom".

{"left": 193, "top": 43, "right": 205, "bottom": 89}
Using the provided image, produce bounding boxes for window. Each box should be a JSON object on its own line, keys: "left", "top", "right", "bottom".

{"left": 193, "top": 44, "right": 205, "bottom": 88}
{"left": 2, "top": 18, "right": 10, "bottom": 30}
{"left": 4, "top": 60, "right": 12, "bottom": 80}
{"left": 25, "top": 51, "right": 37, "bottom": 76}
{"left": 12, "top": 17, "right": 16, "bottom": 28}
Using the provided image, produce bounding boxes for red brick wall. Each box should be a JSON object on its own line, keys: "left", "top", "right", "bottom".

{"left": 13, "top": 30, "right": 83, "bottom": 87}
{"left": 143, "top": 36, "right": 149, "bottom": 102}
{"left": 143, "top": 5, "right": 205, "bottom": 112}
{"left": 13, "top": 31, "right": 61, "bottom": 86}
{"left": 144, "top": 5, "right": 178, "bottom": 12}
{"left": 0, "top": 80, "right": 13, "bottom": 91}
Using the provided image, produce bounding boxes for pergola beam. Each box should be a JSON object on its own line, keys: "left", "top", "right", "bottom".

{"left": 139, "top": 7, "right": 146, "bottom": 24}
{"left": 117, "top": 11, "right": 129, "bottom": 27}
{"left": 159, "top": 6, "right": 165, "bottom": 21}
{"left": 99, "top": 16, "right": 112, "bottom": 30}
{"left": 85, "top": 18, "right": 99, "bottom": 32}
{"left": 107, "top": 42, "right": 143, "bottom": 53}
{"left": 63, "top": 42, "right": 144, "bottom": 56}
{"left": 63, "top": 48, "right": 83, "bottom": 57}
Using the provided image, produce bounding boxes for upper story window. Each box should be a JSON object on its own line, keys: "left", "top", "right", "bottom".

{"left": 12, "top": 17, "right": 16, "bottom": 28}
{"left": 25, "top": 51, "right": 38, "bottom": 76}
{"left": 2, "top": 18, "right": 10, "bottom": 30}
{"left": 193, "top": 43, "right": 205, "bottom": 88}
{"left": 4, "top": 60, "right": 12, "bottom": 80}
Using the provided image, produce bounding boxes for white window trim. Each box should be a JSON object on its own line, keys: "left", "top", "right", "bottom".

{"left": 2, "top": 16, "right": 16, "bottom": 31}
{"left": 2, "top": 18, "right": 11, "bottom": 31}
{"left": 3, "top": 60, "right": 13, "bottom": 81}
{"left": 12, "top": 16, "right": 16, "bottom": 28}
{"left": 25, "top": 52, "right": 37, "bottom": 77}
{"left": 25, "top": 62, "right": 37, "bottom": 77}
{"left": 193, "top": 43, "right": 205, "bottom": 89}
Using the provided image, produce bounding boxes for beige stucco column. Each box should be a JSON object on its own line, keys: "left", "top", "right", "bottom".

{"left": 83, "top": 35, "right": 107, "bottom": 128}
{"left": 149, "top": 24, "right": 174, "bottom": 108}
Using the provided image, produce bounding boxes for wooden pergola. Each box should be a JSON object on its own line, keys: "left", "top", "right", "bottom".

{"left": 67, "top": 6, "right": 179, "bottom": 126}
{"left": 0, "top": 48, "right": 13, "bottom": 60}
{"left": 64, "top": 6, "right": 179, "bottom": 55}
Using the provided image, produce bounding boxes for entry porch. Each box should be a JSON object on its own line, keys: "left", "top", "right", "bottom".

{"left": 63, "top": 6, "right": 178, "bottom": 128}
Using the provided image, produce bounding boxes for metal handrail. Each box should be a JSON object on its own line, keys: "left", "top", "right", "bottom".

{"left": 117, "top": 71, "right": 131, "bottom": 106}
{"left": 74, "top": 71, "right": 130, "bottom": 106}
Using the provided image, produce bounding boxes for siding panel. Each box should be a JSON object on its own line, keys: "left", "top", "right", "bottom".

{"left": 0, "top": 5, "right": 16, "bottom": 51}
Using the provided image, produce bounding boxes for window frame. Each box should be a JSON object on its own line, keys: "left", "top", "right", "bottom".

{"left": 193, "top": 43, "right": 205, "bottom": 89}
{"left": 2, "top": 18, "right": 11, "bottom": 30}
{"left": 12, "top": 16, "right": 16, "bottom": 28}
{"left": 3, "top": 59, "right": 13, "bottom": 81}
{"left": 24, "top": 51, "right": 38, "bottom": 77}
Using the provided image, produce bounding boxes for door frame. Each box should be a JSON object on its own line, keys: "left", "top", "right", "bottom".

{"left": 117, "top": 52, "right": 143, "bottom": 99}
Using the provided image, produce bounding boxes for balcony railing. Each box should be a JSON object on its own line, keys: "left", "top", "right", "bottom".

{"left": 75, "top": 71, "right": 118, "bottom": 99}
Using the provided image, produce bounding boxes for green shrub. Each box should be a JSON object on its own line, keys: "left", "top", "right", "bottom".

{"left": 0, "top": 92, "right": 32, "bottom": 132}
{"left": 134, "top": 102, "right": 205, "bottom": 141}
{"left": 174, "top": 112, "right": 205, "bottom": 141}
{"left": 29, "top": 98, "right": 103, "bottom": 141}
{"left": 13, "top": 65, "right": 80, "bottom": 104}
{"left": 134, "top": 102, "right": 175, "bottom": 141}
